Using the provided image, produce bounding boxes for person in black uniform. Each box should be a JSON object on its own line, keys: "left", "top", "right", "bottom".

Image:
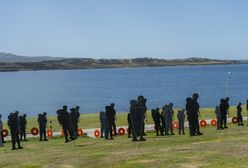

{"left": 220, "top": 99, "right": 226, "bottom": 129}
{"left": 99, "top": 111, "right": 105, "bottom": 138}
{"left": 130, "top": 100, "right": 138, "bottom": 141}
{"left": 75, "top": 106, "right": 80, "bottom": 136}
{"left": 70, "top": 108, "right": 78, "bottom": 138}
{"left": 131, "top": 96, "right": 146, "bottom": 141}
{"left": 142, "top": 98, "right": 147, "bottom": 136}
{"left": 19, "top": 114, "right": 27, "bottom": 141}
{"left": 156, "top": 108, "right": 163, "bottom": 135}
{"left": 237, "top": 102, "right": 244, "bottom": 126}
{"left": 57, "top": 105, "right": 75, "bottom": 143}
{"left": 186, "top": 97, "right": 195, "bottom": 136}
{"left": 8, "top": 111, "right": 23, "bottom": 150}
{"left": 160, "top": 107, "right": 165, "bottom": 136}
{"left": 151, "top": 109, "right": 162, "bottom": 136}
{"left": 105, "top": 106, "right": 114, "bottom": 140}
{"left": 38, "top": 112, "right": 48, "bottom": 141}
{"left": 110, "top": 103, "right": 118, "bottom": 136}
{"left": 191, "top": 93, "right": 202, "bottom": 135}
{"left": 223, "top": 97, "right": 230, "bottom": 128}
{"left": 127, "top": 112, "right": 132, "bottom": 138}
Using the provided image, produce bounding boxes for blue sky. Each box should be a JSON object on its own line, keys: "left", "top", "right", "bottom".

{"left": 0, "top": 0, "right": 247, "bottom": 59}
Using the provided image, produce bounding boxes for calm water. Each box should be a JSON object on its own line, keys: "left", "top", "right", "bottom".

{"left": 0, "top": 64, "right": 248, "bottom": 118}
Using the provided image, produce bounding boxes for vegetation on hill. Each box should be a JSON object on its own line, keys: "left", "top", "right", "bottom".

{"left": 0, "top": 53, "right": 245, "bottom": 71}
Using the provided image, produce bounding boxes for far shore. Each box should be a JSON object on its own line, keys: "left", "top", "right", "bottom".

{"left": 0, "top": 62, "right": 245, "bottom": 73}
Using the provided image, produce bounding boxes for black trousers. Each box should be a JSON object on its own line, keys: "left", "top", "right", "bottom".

{"left": 10, "top": 129, "right": 21, "bottom": 148}
{"left": 128, "top": 123, "right": 132, "bottom": 137}
{"left": 188, "top": 117, "right": 196, "bottom": 135}
{"left": 238, "top": 114, "right": 243, "bottom": 125}
{"left": 72, "top": 123, "right": 78, "bottom": 137}
{"left": 20, "top": 128, "right": 26, "bottom": 140}
{"left": 161, "top": 120, "right": 165, "bottom": 135}
{"left": 62, "top": 124, "right": 73, "bottom": 141}
{"left": 217, "top": 117, "right": 221, "bottom": 129}
{"left": 193, "top": 116, "right": 200, "bottom": 134}
{"left": 100, "top": 121, "right": 105, "bottom": 137}
{"left": 221, "top": 115, "right": 227, "bottom": 128}
{"left": 113, "top": 121, "right": 117, "bottom": 134}
{"left": 154, "top": 120, "right": 162, "bottom": 135}
{"left": 39, "top": 126, "right": 47, "bottom": 140}
{"left": 108, "top": 122, "right": 114, "bottom": 138}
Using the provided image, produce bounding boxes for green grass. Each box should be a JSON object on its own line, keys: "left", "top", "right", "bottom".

{"left": 1, "top": 122, "right": 248, "bottom": 168}
{"left": 1, "top": 106, "right": 248, "bottom": 168}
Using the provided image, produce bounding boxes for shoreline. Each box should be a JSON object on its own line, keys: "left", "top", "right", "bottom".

{"left": 0, "top": 62, "right": 245, "bottom": 73}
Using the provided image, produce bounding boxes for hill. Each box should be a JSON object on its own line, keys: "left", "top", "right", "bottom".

{"left": 0, "top": 53, "right": 245, "bottom": 72}
{"left": 0, "top": 52, "right": 64, "bottom": 63}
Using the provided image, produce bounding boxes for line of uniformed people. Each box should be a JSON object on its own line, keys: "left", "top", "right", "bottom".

{"left": 99, "top": 103, "right": 118, "bottom": 140}
{"left": 56, "top": 105, "right": 80, "bottom": 143}
{"left": 127, "top": 95, "right": 147, "bottom": 141}
{"left": 3, "top": 97, "right": 248, "bottom": 150}
{"left": 127, "top": 93, "right": 202, "bottom": 137}
{"left": 7, "top": 111, "right": 24, "bottom": 150}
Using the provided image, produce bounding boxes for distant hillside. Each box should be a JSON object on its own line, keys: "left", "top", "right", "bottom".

{"left": 0, "top": 52, "right": 64, "bottom": 63}
{"left": 0, "top": 54, "right": 246, "bottom": 72}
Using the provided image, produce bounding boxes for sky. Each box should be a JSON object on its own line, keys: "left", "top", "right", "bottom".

{"left": 0, "top": 0, "right": 247, "bottom": 59}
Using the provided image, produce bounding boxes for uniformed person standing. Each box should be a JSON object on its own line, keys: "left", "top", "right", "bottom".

{"left": 70, "top": 108, "right": 78, "bottom": 138}
{"left": 57, "top": 106, "right": 75, "bottom": 143}
{"left": 8, "top": 111, "right": 23, "bottom": 150}
{"left": 160, "top": 107, "right": 165, "bottom": 136}
{"left": 38, "top": 112, "right": 48, "bottom": 141}
{"left": 186, "top": 97, "right": 195, "bottom": 136}
{"left": 142, "top": 98, "right": 147, "bottom": 136}
{"left": 177, "top": 109, "right": 185, "bottom": 135}
{"left": 152, "top": 109, "right": 162, "bottom": 136}
{"left": 215, "top": 106, "right": 222, "bottom": 130}
{"left": 110, "top": 103, "right": 118, "bottom": 136}
{"left": 223, "top": 97, "right": 230, "bottom": 128}
{"left": 137, "top": 96, "right": 146, "bottom": 141}
{"left": 105, "top": 106, "right": 114, "bottom": 140}
{"left": 99, "top": 111, "right": 105, "bottom": 138}
{"left": 192, "top": 93, "right": 202, "bottom": 135}
{"left": 104, "top": 107, "right": 110, "bottom": 140}
{"left": 75, "top": 106, "right": 81, "bottom": 136}
{"left": 164, "top": 103, "right": 174, "bottom": 135}
{"left": 130, "top": 98, "right": 146, "bottom": 141}
{"left": 220, "top": 99, "right": 226, "bottom": 129}
{"left": 237, "top": 102, "right": 244, "bottom": 126}
{"left": 129, "top": 100, "right": 137, "bottom": 141}
{"left": 127, "top": 112, "right": 132, "bottom": 138}
{"left": 19, "top": 114, "right": 27, "bottom": 141}
{"left": 156, "top": 108, "right": 163, "bottom": 135}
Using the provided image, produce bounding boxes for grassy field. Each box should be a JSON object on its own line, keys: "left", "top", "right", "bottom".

{"left": 1, "top": 106, "right": 248, "bottom": 168}
{"left": 1, "top": 122, "right": 248, "bottom": 168}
